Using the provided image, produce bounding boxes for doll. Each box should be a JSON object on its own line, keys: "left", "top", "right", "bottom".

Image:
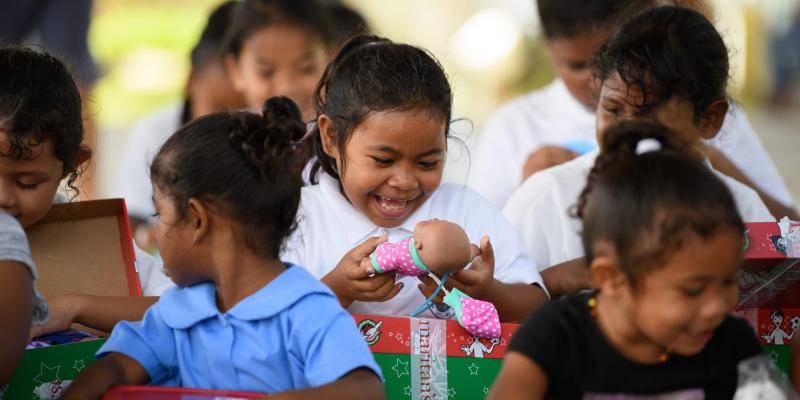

{"left": 362, "top": 219, "right": 501, "bottom": 339}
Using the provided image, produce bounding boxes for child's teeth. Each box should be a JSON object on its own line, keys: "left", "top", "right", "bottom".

{"left": 378, "top": 197, "right": 408, "bottom": 210}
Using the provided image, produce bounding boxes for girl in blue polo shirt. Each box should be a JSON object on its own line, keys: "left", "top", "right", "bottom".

{"left": 63, "top": 97, "right": 384, "bottom": 399}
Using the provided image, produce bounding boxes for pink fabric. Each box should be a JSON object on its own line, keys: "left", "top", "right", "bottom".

{"left": 372, "top": 237, "right": 427, "bottom": 276}
{"left": 460, "top": 297, "right": 501, "bottom": 339}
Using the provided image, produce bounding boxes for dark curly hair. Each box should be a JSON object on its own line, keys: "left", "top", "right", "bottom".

{"left": 576, "top": 121, "right": 743, "bottom": 286}
{"left": 0, "top": 46, "right": 87, "bottom": 194}
{"left": 307, "top": 35, "right": 453, "bottom": 183}
{"left": 151, "top": 96, "right": 306, "bottom": 258}
{"left": 592, "top": 5, "right": 729, "bottom": 121}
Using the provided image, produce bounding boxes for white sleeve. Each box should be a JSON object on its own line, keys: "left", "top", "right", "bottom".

{"left": 134, "top": 245, "right": 174, "bottom": 296}
{"left": 113, "top": 123, "right": 158, "bottom": 221}
{"left": 468, "top": 115, "right": 524, "bottom": 209}
{"left": 708, "top": 106, "right": 795, "bottom": 207}
{"left": 464, "top": 189, "right": 547, "bottom": 295}
{"left": 503, "top": 174, "right": 570, "bottom": 271}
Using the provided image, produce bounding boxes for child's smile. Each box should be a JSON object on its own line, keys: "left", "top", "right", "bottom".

{"left": 326, "top": 109, "right": 446, "bottom": 228}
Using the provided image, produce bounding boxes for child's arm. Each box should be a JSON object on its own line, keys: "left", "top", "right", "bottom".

{"left": 703, "top": 144, "right": 799, "bottom": 220}
{"left": 0, "top": 261, "right": 34, "bottom": 386}
{"left": 487, "top": 352, "right": 547, "bottom": 400}
{"left": 540, "top": 257, "right": 593, "bottom": 298}
{"left": 419, "top": 236, "right": 548, "bottom": 322}
{"left": 30, "top": 295, "right": 158, "bottom": 338}
{"left": 270, "top": 368, "right": 384, "bottom": 400}
{"left": 60, "top": 353, "right": 149, "bottom": 400}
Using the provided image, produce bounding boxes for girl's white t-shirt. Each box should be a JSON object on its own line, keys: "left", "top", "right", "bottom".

{"left": 470, "top": 79, "right": 795, "bottom": 210}
{"left": 502, "top": 150, "right": 775, "bottom": 271}
{"left": 54, "top": 193, "right": 173, "bottom": 296}
{"left": 281, "top": 173, "right": 545, "bottom": 318}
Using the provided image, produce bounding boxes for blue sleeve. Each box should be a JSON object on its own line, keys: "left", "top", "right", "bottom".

{"left": 288, "top": 294, "right": 383, "bottom": 386}
{"left": 97, "top": 301, "right": 177, "bottom": 384}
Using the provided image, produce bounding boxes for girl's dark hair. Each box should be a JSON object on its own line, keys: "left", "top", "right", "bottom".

{"left": 224, "top": 0, "right": 334, "bottom": 59}
{"left": 151, "top": 96, "right": 305, "bottom": 258}
{"left": 593, "top": 5, "right": 729, "bottom": 120}
{"left": 308, "top": 35, "right": 453, "bottom": 183}
{"left": 537, "top": 0, "right": 656, "bottom": 39}
{"left": 181, "top": 0, "right": 238, "bottom": 125}
{"left": 0, "top": 46, "right": 86, "bottom": 193}
{"left": 576, "top": 121, "right": 743, "bottom": 286}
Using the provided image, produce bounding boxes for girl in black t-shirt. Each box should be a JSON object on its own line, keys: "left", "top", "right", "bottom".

{"left": 488, "top": 119, "right": 786, "bottom": 399}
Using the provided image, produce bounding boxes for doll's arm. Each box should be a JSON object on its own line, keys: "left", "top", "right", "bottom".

{"left": 270, "top": 368, "right": 385, "bottom": 400}
{"left": 61, "top": 353, "right": 149, "bottom": 400}
{"left": 31, "top": 295, "right": 158, "bottom": 338}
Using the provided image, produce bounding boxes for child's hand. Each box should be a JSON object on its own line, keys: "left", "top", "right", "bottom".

{"left": 29, "top": 294, "right": 80, "bottom": 339}
{"left": 323, "top": 235, "right": 404, "bottom": 307}
{"left": 418, "top": 236, "right": 500, "bottom": 301}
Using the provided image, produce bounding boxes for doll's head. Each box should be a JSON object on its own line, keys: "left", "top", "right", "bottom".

{"left": 413, "top": 219, "right": 471, "bottom": 275}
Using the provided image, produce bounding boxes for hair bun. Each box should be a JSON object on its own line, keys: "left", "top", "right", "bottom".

{"left": 262, "top": 96, "right": 306, "bottom": 144}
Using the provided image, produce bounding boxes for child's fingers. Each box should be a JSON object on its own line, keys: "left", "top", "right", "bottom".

{"left": 359, "top": 277, "right": 403, "bottom": 302}
{"left": 417, "top": 276, "right": 445, "bottom": 304}
{"left": 352, "top": 272, "right": 395, "bottom": 292}
{"left": 374, "top": 282, "right": 404, "bottom": 302}
{"left": 350, "top": 235, "right": 388, "bottom": 261}
{"left": 479, "top": 236, "right": 495, "bottom": 268}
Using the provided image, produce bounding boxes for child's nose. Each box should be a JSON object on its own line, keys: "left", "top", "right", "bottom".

{"left": 388, "top": 167, "right": 419, "bottom": 192}
{"left": 0, "top": 184, "right": 16, "bottom": 210}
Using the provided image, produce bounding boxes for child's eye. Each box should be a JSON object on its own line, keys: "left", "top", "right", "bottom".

{"left": 16, "top": 180, "right": 41, "bottom": 190}
{"left": 603, "top": 106, "right": 621, "bottom": 116}
{"left": 150, "top": 212, "right": 160, "bottom": 218}
{"left": 372, "top": 157, "right": 393, "bottom": 166}
{"left": 296, "top": 63, "right": 318, "bottom": 75}
{"left": 680, "top": 287, "right": 704, "bottom": 298}
{"left": 259, "top": 69, "right": 274, "bottom": 79}
{"left": 418, "top": 160, "right": 440, "bottom": 169}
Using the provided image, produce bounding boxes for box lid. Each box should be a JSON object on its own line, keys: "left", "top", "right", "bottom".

{"left": 26, "top": 198, "right": 142, "bottom": 298}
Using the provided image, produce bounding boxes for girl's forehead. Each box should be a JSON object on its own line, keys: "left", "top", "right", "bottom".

{"left": 351, "top": 110, "right": 447, "bottom": 146}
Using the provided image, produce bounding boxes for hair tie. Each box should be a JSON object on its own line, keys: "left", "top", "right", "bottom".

{"left": 636, "top": 138, "right": 662, "bottom": 155}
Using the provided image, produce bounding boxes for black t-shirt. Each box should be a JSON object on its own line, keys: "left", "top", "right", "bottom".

{"left": 509, "top": 292, "right": 764, "bottom": 399}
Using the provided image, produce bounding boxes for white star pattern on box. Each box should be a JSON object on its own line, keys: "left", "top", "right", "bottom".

{"left": 33, "top": 363, "right": 60, "bottom": 384}
{"left": 392, "top": 359, "right": 409, "bottom": 378}
{"left": 468, "top": 362, "right": 480, "bottom": 375}
{"left": 403, "top": 386, "right": 412, "bottom": 396}
{"left": 769, "top": 350, "right": 780, "bottom": 363}
{"left": 73, "top": 359, "right": 86, "bottom": 372}
{"left": 483, "top": 386, "right": 490, "bottom": 394}
{"left": 448, "top": 387, "right": 457, "bottom": 398}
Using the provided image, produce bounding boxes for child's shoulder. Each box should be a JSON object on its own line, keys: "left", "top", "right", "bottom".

{"left": 505, "top": 151, "right": 597, "bottom": 213}
{"left": 485, "top": 80, "right": 568, "bottom": 126}
{"left": 707, "top": 315, "right": 762, "bottom": 358}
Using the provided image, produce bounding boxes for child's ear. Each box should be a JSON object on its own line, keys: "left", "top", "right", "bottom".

{"left": 224, "top": 54, "right": 244, "bottom": 93}
{"left": 186, "top": 198, "right": 209, "bottom": 244}
{"left": 697, "top": 98, "right": 729, "bottom": 140}
{"left": 589, "top": 240, "right": 627, "bottom": 296}
{"left": 75, "top": 146, "right": 92, "bottom": 169}
{"left": 317, "top": 114, "right": 338, "bottom": 159}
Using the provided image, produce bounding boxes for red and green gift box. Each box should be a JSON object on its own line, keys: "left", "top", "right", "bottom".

{"left": 352, "top": 313, "right": 518, "bottom": 400}
{"left": 734, "top": 220, "right": 800, "bottom": 377}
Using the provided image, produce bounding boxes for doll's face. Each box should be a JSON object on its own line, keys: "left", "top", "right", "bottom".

{"left": 413, "top": 219, "right": 471, "bottom": 274}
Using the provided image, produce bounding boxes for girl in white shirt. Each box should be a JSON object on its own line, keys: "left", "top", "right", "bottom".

{"left": 503, "top": 6, "right": 775, "bottom": 296}
{"left": 283, "top": 35, "right": 548, "bottom": 322}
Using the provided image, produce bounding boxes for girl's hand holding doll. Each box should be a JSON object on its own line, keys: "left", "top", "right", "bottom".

{"left": 323, "top": 235, "right": 404, "bottom": 307}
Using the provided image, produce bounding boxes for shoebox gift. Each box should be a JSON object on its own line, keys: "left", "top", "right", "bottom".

{"left": 3, "top": 199, "right": 142, "bottom": 400}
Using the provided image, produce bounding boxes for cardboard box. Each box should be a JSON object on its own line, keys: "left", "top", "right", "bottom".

{"left": 102, "top": 385, "right": 265, "bottom": 399}
{"left": 735, "top": 220, "right": 800, "bottom": 378}
{"left": 2, "top": 199, "right": 142, "bottom": 400}
{"left": 353, "top": 314, "right": 518, "bottom": 400}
